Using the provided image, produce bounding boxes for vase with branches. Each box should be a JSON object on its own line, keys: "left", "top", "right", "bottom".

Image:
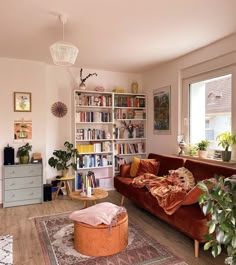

{"left": 79, "top": 68, "right": 98, "bottom": 90}
{"left": 121, "top": 120, "right": 137, "bottom": 138}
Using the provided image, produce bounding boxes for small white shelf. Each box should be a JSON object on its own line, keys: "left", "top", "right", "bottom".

{"left": 115, "top": 153, "right": 147, "bottom": 157}
{"left": 77, "top": 165, "right": 113, "bottom": 170}
{"left": 79, "top": 151, "right": 113, "bottom": 155}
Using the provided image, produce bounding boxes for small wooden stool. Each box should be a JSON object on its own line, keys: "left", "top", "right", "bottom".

{"left": 74, "top": 212, "right": 128, "bottom": 256}
{"left": 54, "top": 176, "right": 75, "bottom": 199}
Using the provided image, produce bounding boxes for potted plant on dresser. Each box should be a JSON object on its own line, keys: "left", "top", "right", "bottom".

{"left": 196, "top": 140, "right": 210, "bottom": 158}
{"left": 216, "top": 132, "right": 236, "bottom": 162}
{"left": 17, "top": 143, "right": 32, "bottom": 164}
{"left": 48, "top": 141, "right": 79, "bottom": 177}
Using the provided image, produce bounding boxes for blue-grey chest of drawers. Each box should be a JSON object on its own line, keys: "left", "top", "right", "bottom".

{"left": 3, "top": 164, "right": 43, "bottom": 207}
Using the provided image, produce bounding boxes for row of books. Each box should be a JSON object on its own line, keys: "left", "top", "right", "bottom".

{"left": 115, "top": 142, "right": 145, "bottom": 155}
{"left": 75, "top": 111, "right": 112, "bottom": 123}
{"left": 77, "top": 142, "right": 112, "bottom": 153}
{"left": 76, "top": 171, "right": 98, "bottom": 190}
{"left": 77, "top": 154, "right": 113, "bottom": 168}
{"left": 114, "top": 96, "right": 145, "bottom": 108}
{"left": 114, "top": 109, "right": 146, "bottom": 119}
{"left": 76, "top": 128, "right": 110, "bottom": 141}
{"left": 76, "top": 94, "right": 112, "bottom": 107}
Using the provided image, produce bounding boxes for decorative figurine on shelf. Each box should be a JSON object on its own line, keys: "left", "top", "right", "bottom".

{"left": 178, "top": 138, "right": 187, "bottom": 155}
{"left": 79, "top": 68, "right": 98, "bottom": 90}
{"left": 131, "top": 81, "right": 139, "bottom": 94}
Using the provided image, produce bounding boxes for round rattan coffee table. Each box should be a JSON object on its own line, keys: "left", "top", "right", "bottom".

{"left": 69, "top": 188, "right": 108, "bottom": 208}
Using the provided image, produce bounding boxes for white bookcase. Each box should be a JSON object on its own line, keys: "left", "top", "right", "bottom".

{"left": 73, "top": 90, "right": 147, "bottom": 190}
{"left": 113, "top": 92, "right": 147, "bottom": 176}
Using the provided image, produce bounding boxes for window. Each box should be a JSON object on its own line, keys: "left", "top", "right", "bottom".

{"left": 183, "top": 73, "right": 232, "bottom": 153}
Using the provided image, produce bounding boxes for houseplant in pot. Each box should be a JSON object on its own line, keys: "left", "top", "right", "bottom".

{"left": 17, "top": 143, "right": 32, "bottom": 164}
{"left": 197, "top": 175, "right": 236, "bottom": 265}
{"left": 216, "top": 132, "right": 236, "bottom": 162}
{"left": 196, "top": 140, "right": 210, "bottom": 158}
{"left": 48, "top": 141, "right": 79, "bottom": 177}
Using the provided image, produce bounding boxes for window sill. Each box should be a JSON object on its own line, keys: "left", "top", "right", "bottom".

{"left": 176, "top": 154, "right": 236, "bottom": 168}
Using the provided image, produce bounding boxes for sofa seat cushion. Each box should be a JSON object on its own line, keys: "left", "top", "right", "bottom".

{"left": 115, "top": 177, "right": 209, "bottom": 242}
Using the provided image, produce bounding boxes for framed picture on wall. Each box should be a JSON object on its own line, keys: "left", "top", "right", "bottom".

{"left": 14, "top": 92, "right": 32, "bottom": 112}
{"left": 153, "top": 86, "right": 171, "bottom": 134}
{"left": 14, "top": 120, "right": 32, "bottom": 141}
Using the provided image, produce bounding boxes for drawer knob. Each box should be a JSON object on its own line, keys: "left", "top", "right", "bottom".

{"left": 10, "top": 183, "right": 15, "bottom": 186}
{"left": 29, "top": 181, "right": 34, "bottom": 184}
{"left": 11, "top": 194, "right": 15, "bottom": 198}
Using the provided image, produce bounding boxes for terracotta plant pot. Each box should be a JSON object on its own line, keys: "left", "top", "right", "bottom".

{"left": 198, "top": 150, "right": 208, "bottom": 159}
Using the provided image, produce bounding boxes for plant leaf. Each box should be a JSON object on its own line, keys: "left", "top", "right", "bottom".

{"left": 197, "top": 182, "right": 209, "bottom": 192}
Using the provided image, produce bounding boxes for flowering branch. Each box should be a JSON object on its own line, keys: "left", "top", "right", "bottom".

{"left": 121, "top": 120, "right": 137, "bottom": 133}
{"left": 80, "top": 68, "right": 98, "bottom": 83}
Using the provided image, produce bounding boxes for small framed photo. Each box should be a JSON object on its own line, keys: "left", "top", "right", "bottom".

{"left": 14, "top": 92, "right": 32, "bottom": 112}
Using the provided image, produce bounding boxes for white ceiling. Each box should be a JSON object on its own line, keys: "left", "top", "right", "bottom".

{"left": 1, "top": 0, "right": 236, "bottom": 73}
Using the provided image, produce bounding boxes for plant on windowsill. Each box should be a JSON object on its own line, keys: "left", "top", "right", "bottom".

{"left": 197, "top": 175, "right": 236, "bottom": 265}
{"left": 17, "top": 143, "right": 32, "bottom": 164}
{"left": 196, "top": 140, "right": 210, "bottom": 159}
{"left": 216, "top": 132, "right": 236, "bottom": 162}
{"left": 48, "top": 141, "right": 79, "bottom": 178}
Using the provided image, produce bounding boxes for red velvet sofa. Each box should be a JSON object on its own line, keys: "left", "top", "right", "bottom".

{"left": 114, "top": 153, "right": 236, "bottom": 257}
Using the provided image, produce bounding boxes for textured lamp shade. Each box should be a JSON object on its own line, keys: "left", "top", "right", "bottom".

{"left": 50, "top": 41, "right": 79, "bottom": 66}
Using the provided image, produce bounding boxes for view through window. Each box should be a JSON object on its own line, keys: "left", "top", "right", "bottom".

{"left": 189, "top": 74, "right": 232, "bottom": 156}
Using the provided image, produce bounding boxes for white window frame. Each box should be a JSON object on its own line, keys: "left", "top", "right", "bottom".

{"left": 181, "top": 66, "right": 235, "bottom": 149}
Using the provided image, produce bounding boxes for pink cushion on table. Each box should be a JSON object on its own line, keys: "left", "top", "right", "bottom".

{"left": 69, "top": 202, "right": 125, "bottom": 226}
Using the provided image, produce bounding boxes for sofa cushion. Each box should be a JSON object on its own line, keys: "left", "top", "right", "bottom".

{"left": 182, "top": 185, "right": 203, "bottom": 205}
{"left": 148, "top": 153, "right": 185, "bottom": 176}
{"left": 136, "top": 160, "right": 160, "bottom": 176}
{"left": 130, "top": 157, "right": 156, "bottom": 177}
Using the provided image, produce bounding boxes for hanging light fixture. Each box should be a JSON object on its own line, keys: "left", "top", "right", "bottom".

{"left": 50, "top": 15, "right": 79, "bottom": 66}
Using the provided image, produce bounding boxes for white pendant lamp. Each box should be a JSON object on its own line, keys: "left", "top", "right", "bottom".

{"left": 50, "top": 15, "right": 79, "bottom": 66}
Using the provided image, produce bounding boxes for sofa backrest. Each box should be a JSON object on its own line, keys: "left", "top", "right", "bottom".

{"left": 184, "top": 159, "right": 236, "bottom": 182}
{"left": 148, "top": 153, "right": 185, "bottom": 176}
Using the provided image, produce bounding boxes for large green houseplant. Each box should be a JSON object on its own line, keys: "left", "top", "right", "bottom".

{"left": 197, "top": 175, "right": 236, "bottom": 265}
{"left": 17, "top": 143, "right": 32, "bottom": 164}
{"left": 48, "top": 141, "right": 79, "bottom": 177}
{"left": 216, "top": 132, "right": 236, "bottom": 162}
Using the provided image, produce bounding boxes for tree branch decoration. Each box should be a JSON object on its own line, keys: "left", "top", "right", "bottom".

{"left": 80, "top": 68, "right": 98, "bottom": 84}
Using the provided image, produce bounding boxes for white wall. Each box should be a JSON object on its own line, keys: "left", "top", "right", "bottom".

{"left": 0, "top": 58, "right": 142, "bottom": 202}
{"left": 143, "top": 33, "right": 236, "bottom": 155}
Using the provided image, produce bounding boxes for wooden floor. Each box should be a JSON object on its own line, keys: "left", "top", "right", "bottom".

{"left": 0, "top": 190, "right": 226, "bottom": 265}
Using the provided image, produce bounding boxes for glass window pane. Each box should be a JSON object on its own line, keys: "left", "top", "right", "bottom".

{"left": 189, "top": 74, "right": 232, "bottom": 151}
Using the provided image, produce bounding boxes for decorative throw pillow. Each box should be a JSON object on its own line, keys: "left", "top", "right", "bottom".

{"left": 169, "top": 167, "right": 195, "bottom": 191}
{"left": 182, "top": 177, "right": 217, "bottom": 205}
{"left": 182, "top": 185, "right": 203, "bottom": 205}
{"left": 136, "top": 160, "right": 160, "bottom": 176}
{"left": 130, "top": 157, "right": 156, "bottom": 177}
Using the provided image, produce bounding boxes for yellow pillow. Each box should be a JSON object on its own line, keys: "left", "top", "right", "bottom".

{"left": 130, "top": 157, "right": 156, "bottom": 177}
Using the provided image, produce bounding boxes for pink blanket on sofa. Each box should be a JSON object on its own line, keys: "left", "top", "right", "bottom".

{"left": 132, "top": 173, "right": 188, "bottom": 215}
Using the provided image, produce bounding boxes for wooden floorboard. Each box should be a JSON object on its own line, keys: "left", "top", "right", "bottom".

{"left": 0, "top": 190, "right": 226, "bottom": 265}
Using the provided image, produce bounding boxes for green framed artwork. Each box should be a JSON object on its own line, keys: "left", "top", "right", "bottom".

{"left": 153, "top": 86, "right": 171, "bottom": 134}
{"left": 14, "top": 92, "right": 32, "bottom": 112}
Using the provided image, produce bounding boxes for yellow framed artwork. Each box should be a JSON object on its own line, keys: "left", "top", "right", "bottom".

{"left": 14, "top": 92, "right": 32, "bottom": 112}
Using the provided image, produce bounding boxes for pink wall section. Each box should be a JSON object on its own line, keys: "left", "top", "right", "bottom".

{"left": 143, "top": 33, "right": 236, "bottom": 157}
{"left": 0, "top": 59, "right": 142, "bottom": 202}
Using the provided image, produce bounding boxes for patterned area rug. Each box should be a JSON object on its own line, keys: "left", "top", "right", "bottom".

{"left": 34, "top": 212, "right": 188, "bottom": 265}
{"left": 0, "top": 235, "right": 13, "bottom": 265}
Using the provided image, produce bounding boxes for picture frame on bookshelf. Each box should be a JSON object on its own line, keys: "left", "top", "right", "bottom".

{"left": 153, "top": 86, "right": 171, "bottom": 135}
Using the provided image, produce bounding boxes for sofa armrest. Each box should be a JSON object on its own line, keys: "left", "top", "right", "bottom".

{"left": 120, "top": 164, "right": 131, "bottom": 178}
